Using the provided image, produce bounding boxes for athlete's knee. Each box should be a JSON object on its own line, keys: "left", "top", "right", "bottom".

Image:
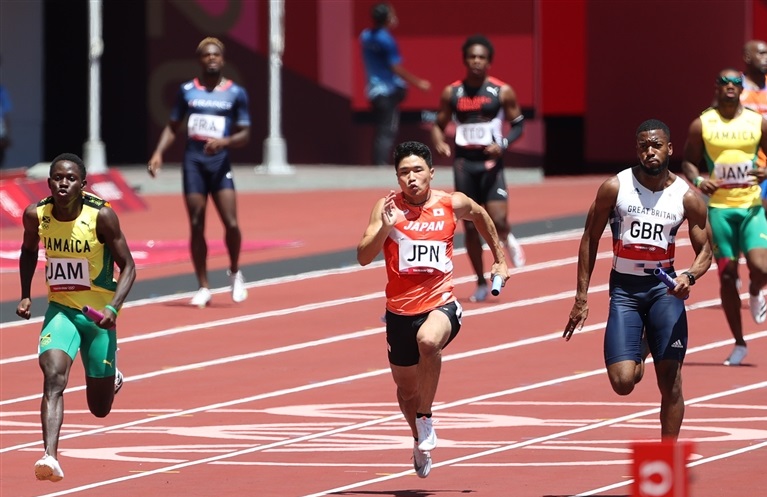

{"left": 39, "top": 360, "right": 68, "bottom": 394}
{"left": 608, "top": 370, "right": 636, "bottom": 396}
{"left": 223, "top": 219, "right": 240, "bottom": 232}
{"left": 634, "top": 364, "right": 645, "bottom": 385}
{"left": 416, "top": 335, "right": 442, "bottom": 358}
{"left": 720, "top": 269, "right": 738, "bottom": 282}
{"left": 747, "top": 258, "right": 767, "bottom": 280}
{"left": 717, "top": 259, "right": 738, "bottom": 281}
{"left": 610, "top": 380, "right": 635, "bottom": 396}
{"left": 463, "top": 220, "right": 478, "bottom": 234}
{"left": 41, "top": 371, "right": 68, "bottom": 396}
{"left": 396, "top": 383, "right": 418, "bottom": 402}
{"left": 657, "top": 380, "right": 683, "bottom": 407}
{"left": 655, "top": 365, "right": 683, "bottom": 399}
{"left": 188, "top": 218, "right": 207, "bottom": 236}
{"left": 188, "top": 215, "right": 206, "bottom": 232}
{"left": 490, "top": 214, "right": 508, "bottom": 232}
{"left": 497, "top": 223, "right": 510, "bottom": 236}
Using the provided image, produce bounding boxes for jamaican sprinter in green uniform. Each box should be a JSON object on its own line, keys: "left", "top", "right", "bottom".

{"left": 17, "top": 153, "right": 136, "bottom": 483}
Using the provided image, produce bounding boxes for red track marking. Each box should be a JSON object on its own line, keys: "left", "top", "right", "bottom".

{"left": 2, "top": 178, "right": 766, "bottom": 497}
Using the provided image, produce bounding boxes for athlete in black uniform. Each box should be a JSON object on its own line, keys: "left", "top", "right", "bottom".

{"left": 432, "top": 34, "right": 525, "bottom": 302}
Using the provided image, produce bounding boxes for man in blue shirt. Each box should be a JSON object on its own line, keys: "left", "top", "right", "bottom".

{"left": 360, "top": 3, "right": 431, "bottom": 166}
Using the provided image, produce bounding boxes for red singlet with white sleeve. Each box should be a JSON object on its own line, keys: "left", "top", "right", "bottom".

{"left": 383, "top": 190, "right": 457, "bottom": 315}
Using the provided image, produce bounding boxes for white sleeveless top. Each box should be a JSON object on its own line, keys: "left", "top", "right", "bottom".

{"left": 610, "top": 168, "right": 688, "bottom": 276}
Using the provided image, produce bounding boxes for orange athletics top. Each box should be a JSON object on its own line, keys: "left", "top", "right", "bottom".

{"left": 383, "top": 190, "right": 457, "bottom": 315}
{"left": 741, "top": 84, "right": 767, "bottom": 167}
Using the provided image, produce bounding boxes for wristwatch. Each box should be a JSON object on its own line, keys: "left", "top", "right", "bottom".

{"left": 681, "top": 271, "right": 696, "bottom": 286}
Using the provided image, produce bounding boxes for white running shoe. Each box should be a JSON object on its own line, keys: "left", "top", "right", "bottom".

{"left": 190, "top": 287, "right": 212, "bottom": 308}
{"left": 724, "top": 344, "right": 748, "bottom": 366}
{"left": 35, "top": 454, "right": 64, "bottom": 482}
{"left": 506, "top": 233, "right": 526, "bottom": 268}
{"left": 469, "top": 285, "right": 488, "bottom": 303}
{"left": 114, "top": 368, "right": 124, "bottom": 395}
{"left": 749, "top": 291, "right": 766, "bottom": 324}
{"left": 412, "top": 441, "right": 431, "bottom": 479}
{"left": 416, "top": 415, "right": 437, "bottom": 451}
{"left": 228, "top": 270, "right": 248, "bottom": 303}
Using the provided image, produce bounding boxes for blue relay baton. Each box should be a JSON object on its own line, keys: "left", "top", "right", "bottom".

{"left": 653, "top": 268, "right": 688, "bottom": 300}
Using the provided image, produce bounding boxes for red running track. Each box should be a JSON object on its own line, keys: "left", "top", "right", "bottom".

{"left": 1, "top": 179, "right": 766, "bottom": 497}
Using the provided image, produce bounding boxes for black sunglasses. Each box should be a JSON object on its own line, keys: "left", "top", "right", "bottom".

{"left": 716, "top": 75, "right": 743, "bottom": 86}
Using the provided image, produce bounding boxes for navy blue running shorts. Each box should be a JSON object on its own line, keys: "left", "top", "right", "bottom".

{"left": 605, "top": 270, "right": 687, "bottom": 365}
{"left": 182, "top": 147, "right": 235, "bottom": 196}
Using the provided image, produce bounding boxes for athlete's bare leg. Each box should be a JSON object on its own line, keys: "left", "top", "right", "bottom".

{"left": 655, "top": 360, "right": 684, "bottom": 439}
{"left": 39, "top": 349, "right": 73, "bottom": 458}
{"left": 390, "top": 365, "right": 419, "bottom": 438}
{"left": 720, "top": 261, "right": 745, "bottom": 346}
{"left": 184, "top": 193, "right": 209, "bottom": 288}
{"left": 745, "top": 247, "right": 767, "bottom": 297}
{"left": 211, "top": 188, "right": 241, "bottom": 274}
{"left": 463, "top": 220, "right": 485, "bottom": 285}
{"left": 484, "top": 199, "right": 511, "bottom": 240}
{"left": 485, "top": 198, "right": 526, "bottom": 266}
{"left": 414, "top": 310, "right": 452, "bottom": 413}
{"left": 389, "top": 310, "right": 452, "bottom": 438}
{"left": 606, "top": 359, "right": 642, "bottom": 396}
{"left": 85, "top": 376, "right": 115, "bottom": 417}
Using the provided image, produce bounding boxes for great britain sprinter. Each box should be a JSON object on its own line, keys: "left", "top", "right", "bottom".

{"left": 564, "top": 120, "right": 712, "bottom": 440}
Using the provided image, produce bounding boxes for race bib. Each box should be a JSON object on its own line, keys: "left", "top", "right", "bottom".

{"left": 714, "top": 160, "right": 755, "bottom": 187}
{"left": 188, "top": 113, "right": 225, "bottom": 140}
{"left": 398, "top": 239, "right": 449, "bottom": 274}
{"left": 455, "top": 122, "right": 494, "bottom": 147}
{"left": 46, "top": 257, "right": 90, "bottom": 292}
{"left": 621, "top": 215, "right": 669, "bottom": 252}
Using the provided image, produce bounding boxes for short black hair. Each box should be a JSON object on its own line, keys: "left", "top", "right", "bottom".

{"left": 394, "top": 141, "right": 433, "bottom": 169}
{"left": 371, "top": 3, "right": 390, "bottom": 26}
{"left": 462, "top": 34, "right": 494, "bottom": 62}
{"left": 50, "top": 152, "right": 87, "bottom": 179}
{"left": 636, "top": 119, "right": 670, "bottom": 141}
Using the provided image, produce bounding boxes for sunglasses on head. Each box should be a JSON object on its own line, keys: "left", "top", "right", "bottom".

{"left": 716, "top": 75, "right": 743, "bottom": 86}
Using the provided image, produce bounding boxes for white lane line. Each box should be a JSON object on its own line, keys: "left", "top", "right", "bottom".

{"left": 0, "top": 253, "right": 609, "bottom": 372}
{"left": 0, "top": 279, "right": 741, "bottom": 407}
{"left": 299, "top": 380, "right": 767, "bottom": 497}
{"left": 28, "top": 372, "right": 767, "bottom": 497}
{"left": 0, "top": 229, "right": 590, "bottom": 331}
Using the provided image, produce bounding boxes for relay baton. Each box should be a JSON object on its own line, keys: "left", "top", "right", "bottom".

{"left": 491, "top": 274, "right": 504, "bottom": 296}
{"left": 82, "top": 306, "right": 116, "bottom": 330}
{"left": 653, "top": 268, "right": 688, "bottom": 300}
{"left": 82, "top": 306, "right": 104, "bottom": 322}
